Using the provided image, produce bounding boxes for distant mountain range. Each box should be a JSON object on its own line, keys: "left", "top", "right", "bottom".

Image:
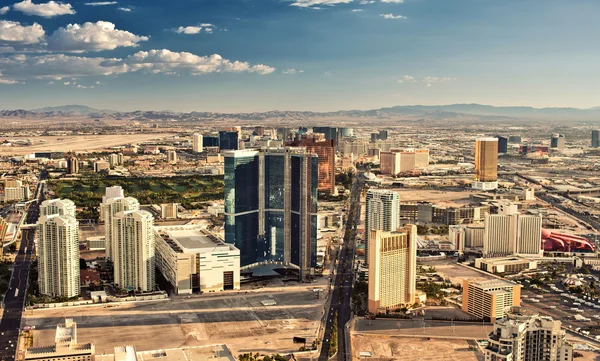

{"left": 1, "top": 104, "right": 600, "bottom": 121}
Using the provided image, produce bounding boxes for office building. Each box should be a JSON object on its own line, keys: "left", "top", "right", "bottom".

{"left": 370, "top": 133, "right": 378, "bottom": 143}
{"left": 592, "top": 130, "right": 600, "bottom": 148}
{"left": 508, "top": 135, "right": 522, "bottom": 144}
{"left": 24, "top": 319, "right": 95, "bottom": 361}
{"left": 473, "top": 137, "right": 499, "bottom": 190}
{"left": 462, "top": 279, "right": 521, "bottom": 322}
{"left": 496, "top": 136, "right": 508, "bottom": 154}
{"left": 93, "top": 160, "right": 110, "bottom": 173}
{"left": 40, "top": 198, "right": 76, "bottom": 218}
{"left": 483, "top": 213, "right": 543, "bottom": 257}
{"left": 202, "top": 135, "right": 218, "bottom": 147}
{"left": 287, "top": 139, "right": 335, "bottom": 194}
{"left": 37, "top": 214, "right": 80, "bottom": 297}
{"left": 219, "top": 130, "right": 239, "bottom": 151}
{"left": 365, "top": 189, "right": 400, "bottom": 263}
{"left": 378, "top": 130, "right": 388, "bottom": 141}
{"left": 100, "top": 197, "right": 140, "bottom": 261}
{"left": 160, "top": 203, "right": 178, "bottom": 220}
{"left": 112, "top": 210, "right": 155, "bottom": 292}
{"left": 475, "top": 256, "right": 537, "bottom": 274}
{"left": 192, "top": 133, "right": 203, "bottom": 153}
{"left": 166, "top": 150, "right": 177, "bottom": 163}
{"left": 368, "top": 225, "right": 417, "bottom": 314}
{"left": 224, "top": 147, "right": 318, "bottom": 281}
{"left": 550, "top": 133, "right": 565, "bottom": 150}
{"left": 66, "top": 156, "right": 79, "bottom": 175}
{"left": 485, "top": 306, "right": 573, "bottom": 361}
{"left": 154, "top": 225, "right": 240, "bottom": 294}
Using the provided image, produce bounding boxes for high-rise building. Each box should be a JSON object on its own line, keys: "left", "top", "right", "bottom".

{"left": 508, "top": 135, "right": 522, "bottom": 144}
{"left": 40, "top": 199, "right": 76, "bottom": 218}
{"left": 101, "top": 186, "right": 124, "bottom": 204}
{"left": 473, "top": 137, "right": 499, "bottom": 190}
{"left": 100, "top": 197, "right": 140, "bottom": 261}
{"left": 485, "top": 306, "right": 573, "bottom": 361}
{"left": 160, "top": 203, "right": 178, "bottom": 219}
{"left": 339, "top": 127, "right": 354, "bottom": 137}
{"left": 496, "top": 136, "right": 508, "bottom": 154}
{"left": 192, "top": 133, "right": 203, "bottom": 153}
{"left": 3, "top": 179, "right": 28, "bottom": 203}
{"left": 365, "top": 189, "right": 400, "bottom": 263}
{"left": 224, "top": 147, "right": 318, "bottom": 280}
{"left": 37, "top": 214, "right": 80, "bottom": 298}
{"left": 66, "top": 156, "right": 79, "bottom": 175}
{"left": 370, "top": 133, "right": 378, "bottom": 143}
{"left": 254, "top": 126, "right": 265, "bottom": 136}
{"left": 414, "top": 149, "right": 429, "bottom": 168}
{"left": 202, "top": 135, "right": 219, "bottom": 147}
{"left": 112, "top": 210, "right": 155, "bottom": 292}
{"left": 448, "top": 225, "right": 465, "bottom": 254}
{"left": 312, "top": 127, "right": 338, "bottom": 142}
{"left": 462, "top": 279, "right": 521, "bottom": 322}
{"left": 550, "top": 134, "right": 565, "bottom": 150}
{"left": 378, "top": 130, "right": 388, "bottom": 141}
{"left": 0, "top": 217, "right": 7, "bottom": 255}
{"left": 219, "top": 130, "right": 239, "bottom": 151}
{"left": 368, "top": 226, "right": 417, "bottom": 314}
{"left": 167, "top": 150, "right": 177, "bottom": 163}
{"left": 287, "top": 139, "right": 335, "bottom": 195}
{"left": 592, "top": 130, "right": 600, "bottom": 148}
{"left": 483, "top": 213, "right": 543, "bottom": 257}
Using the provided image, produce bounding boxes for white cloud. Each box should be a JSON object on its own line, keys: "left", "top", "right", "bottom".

{"left": 282, "top": 68, "right": 304, "bottom": 74}
{"left": 423, "top": 76, "right": 457, "bottom": 83}
{"left": 84, "top": 1, "right": 117, "bottom": 5}
{"left": 380, "top": 0, "right": 404, "bottom": 2}
{"left": 13, "top": 0, "right": 75, "bottom": 18}
{"left": 0, "top": 49, "right": 276, "bottom": 81}
{"left": 324, "top": 71, "right": 332, "bottom": 76}
{"left": 398, "top": 75, "right": 457, "bottom": 86}
{"left": 290, "top": 0, "right": 352, "bottom": 8}
{"left": 359, "top": 0, "right": 375, "bottom": 3}
{"left": 63, "top": 81, "right": 70, "bottom": 85}
{"left": 381, "top": 13, "right": 406, "bottom": 19}
{"left": 47, "top": 21, "right": 149, "bottom": 52}
{"left": 95, "top": 80, "right": 100, "bottom": 84}
{"left": 0, "top": 78, "right": 19, "bottom": 84}
{"left": 0, "top": 20, "right": 45, "bottom": 44}
{"left": 47, "top": 81, "right": 54, "bottom": 84}
{"left": 351, "top": 9, "right": 363, "bottom": 12}
{"left": 117, "top": 7, "right": 131, "bottom": 12}
{"left": 174, "top": 24, "right": 215, "bottom": 35}
{"left": 0, "top": 6, "right": 9, "bottom": 15}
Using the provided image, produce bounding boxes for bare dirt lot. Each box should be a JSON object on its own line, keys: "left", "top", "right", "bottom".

{"left": 351, "top": 333, "right": 483, "bottom": 361}
{"left": 24, "top": 286, "right": 327, "bottom": 357}
{"left": 0, "top": 134, "right": 172, "bottom": 155}
{"left": 393, "top": 189, "right": 473, "bottom": 205}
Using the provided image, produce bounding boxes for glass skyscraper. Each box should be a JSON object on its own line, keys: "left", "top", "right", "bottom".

{"left": 224, "top": 147, "right": 318, "bottom": 280}
{"left": 219, "top": 130, "right": 240, "bottom": 150}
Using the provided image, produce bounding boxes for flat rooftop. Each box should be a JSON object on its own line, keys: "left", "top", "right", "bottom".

{"left": 469, "top": 279, "right": 518, "bottom": 290}
{"left": 155, "top": 225, "right": 237, "bottom": 254}
{"left": 478, "top": 256, "right": 533, "bottom": 266}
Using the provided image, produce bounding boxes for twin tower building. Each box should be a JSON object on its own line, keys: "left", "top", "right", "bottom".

{"left": 37, "top": 191, "right": 155, "bottom": 298}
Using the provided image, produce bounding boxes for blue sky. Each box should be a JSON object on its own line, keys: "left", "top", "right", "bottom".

{"left": 0, "top": 0, "right": 599, "bottom": 112}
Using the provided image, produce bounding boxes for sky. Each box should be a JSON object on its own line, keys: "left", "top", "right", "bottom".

{"left": 0, "top": 0, "right": 599, "bottom": 112}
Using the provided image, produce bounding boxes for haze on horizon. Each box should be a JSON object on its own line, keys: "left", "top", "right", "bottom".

{"left": 0, "top": 0, "right": 599, "bottom": 112}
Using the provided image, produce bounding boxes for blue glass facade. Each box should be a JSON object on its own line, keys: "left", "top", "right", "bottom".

{"left": 219, "top": 131, "right": 239, "bottom": 150}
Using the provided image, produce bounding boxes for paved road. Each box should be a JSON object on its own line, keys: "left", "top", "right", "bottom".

{"left": 319, "top": 172, "right": 364, "bottom": 361}
{"left": 0, "top": 179, "right": 44, "bottom": 361}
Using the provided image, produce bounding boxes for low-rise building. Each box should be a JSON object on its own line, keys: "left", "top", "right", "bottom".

{"left": 24, "top": 318, "right": 95, "bottom": 361}
{"left": 475, "top": 256, "right": 537, "bottom": 274}
{"left": 154, "top": 225, "right": 240, "bottom": 295}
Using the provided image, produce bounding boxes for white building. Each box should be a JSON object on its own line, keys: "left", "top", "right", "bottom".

{"left": 485, "top": 306, "right": 573, "bottom": 361}
{"left": 101, "top": 186, "right": 125, "bottom": 204}
{"left": 100, "top": 196, "right": 140, "bottom": 261}
{"left": 167, "top": 150, "right": 177, "bottom": 163}
{"left": 365, "top": 189, "right": 400, "bottom": 264}
{"left": 24, "top": 319, "right": 95, "bottom": 361}
{"left": 483, "top": 213, "right": 542, "bottom": 257}
{"left": 154, "top": 225, "right": 240, "bottom": 294}
{"left": 40, "top": 199, "right": 76, "bottom": 218}
{"left": 37, "top": 215, "right": 80, "bottom": 298}
{"left": 112, "top": 210, "right": 155, "bottom": 292}
{"left": 193, "top": 133, "right": 203, "bottom": 153}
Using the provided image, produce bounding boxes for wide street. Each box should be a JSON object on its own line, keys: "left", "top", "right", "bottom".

{"left": 0, "top": 180, "right": 43, "bottom": 361}
{"left": 319, "top": 171, "right": 364, "bottom": 361}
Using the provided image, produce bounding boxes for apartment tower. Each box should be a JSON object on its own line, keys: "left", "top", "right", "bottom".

{"left": 365, "top": 189, "right": 400, "bottom": 264}
{"left": 473, "top": 137, "right": 499, "bottom": 190}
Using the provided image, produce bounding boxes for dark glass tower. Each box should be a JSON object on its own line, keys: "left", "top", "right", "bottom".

{"left": 219, "top": 131, "right": 240, "bottom": 150}
{"left": 224, "top": 147, "right": 318, "bottom": 280}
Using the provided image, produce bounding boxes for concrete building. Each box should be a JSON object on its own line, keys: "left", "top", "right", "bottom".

{"left": 93, "top": 160, "right": 110, "bottom": 173}
{"left": 67, "top": 156, "right": 79, "bottom": 175}
{"left": 473, "top": 137, "right": 499, "bottom": 191}
{"left": 465, "top": 224, "right": 485, "bottom": 247}
{"left": 483, "top": 213, "right": 543, "bottom": 257}
{"left": 380, "top": 149, "right": 420, "bottom": 175}
{"left": 592, "top": 130, "right": 600, "bottom": 148}
{"left": 37, "top": 215, "right": 80, "bottom": 298}
{"left": 485, "top": 306, "right": 573, "bottom": 361}
{"left": 166, "top": 150, "right": 177, "bottom": 163}
{"left": 192, "top": 133, "right": 203, "bottom": 153}
{"left": 40, "top": 198, "right": 76, "bottom": 218}
{"left": 550, "top": 134, "right": 565, "bottom": 150}
{"left": 462, "top": 279, "right": 521, "bottom": 322}
{"left": 475, "top": 256, "right": 537, "bottom": 274}
{"left": 101, "top": 186, "right": 125, "bottom": 204}
{"left": 101, "top": 196, "right": 140, "bottom": 261}
{"left": 448, "top": 225, "right": 465, "bottom": 254}
{"left": 24, "top": 319, "right": 95, "bottom": 361}
{"left": 3, "top": 179, "right": 30, "bottom": 203}
{"left": 112, "top": 210, "right": 155, "bottom": 292}
{"left": 108, "top": 153, "right": 123, "bottom": 168}
{"left": 224, "top": 148, "right": 318, "bottom": 281}
{"left": 368, "top": 226, "right": 417, "bottom": 314}
{"left": 414, "top": 149, "right": 429, "bottom": 168}
{"left": 154, "top": 225, "right": 240, "bottom": 294}
{"left": 365, "top": 189, "right": 400, "bottom": 264}
{"left": 0, "top": 217, "right": 7, "bottom": 253}
{"left": 160, "top": 203, "right": 178, "bottom": 220}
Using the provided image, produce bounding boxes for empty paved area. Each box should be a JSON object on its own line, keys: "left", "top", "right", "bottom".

{"left": 419, "top": 260, "right": 498, "bottom": 285}
{"left": 24, "top": 287, "right": 327, "bottom": 357}
{"left": 355, "top": 318, "right": 491, "bottom": 339}
{"left": 351, "top": 334, "right": 483, "bottom": 361}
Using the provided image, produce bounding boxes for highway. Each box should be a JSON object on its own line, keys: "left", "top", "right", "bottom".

{"left": 319, "top": 171, "right": 364, "bottom": 361}
{"left": 0, "top": 179, "right": 44, "bottom": 361}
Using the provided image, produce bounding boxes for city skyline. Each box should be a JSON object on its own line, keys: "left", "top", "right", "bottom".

{"left": 1, "top": 0, "right": 600, "bottom": 111}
